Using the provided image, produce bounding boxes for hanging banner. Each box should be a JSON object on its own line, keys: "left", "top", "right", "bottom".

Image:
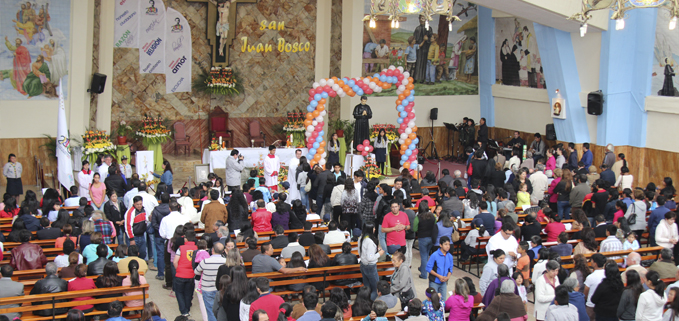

{"left": 114, "top": 0, "right": 140, "bottom": 48}
{"left": 165, "top": 8, "right": 191, "bottom": 93}
{"left": 138, "top": 0, "right": 166, "bottom": 74}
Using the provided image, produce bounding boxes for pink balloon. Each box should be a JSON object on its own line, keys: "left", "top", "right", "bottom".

{"left": 409, "top": 155, "right": 417, "bottom": 161}
{"left": 309, "top": 89, "right": 315, "bottom": 96}
{"left": 315, "top": 125, "right": 323, "bottom": 131}
{"left": 368, "top": 146, "right": 374, "bottom": 152}
{"left": 365, "top": 89, "right": 373, "bottom": 95}
{"left": 405, "top": 106, "right": 412, "bottom": 112}
{"left": 398, "top": 128, "right": 405, "bottom": 134}
{"left": 412, "top": 149, "right": 419, "bottom": 155}
{"left": 324, "top": 85, "right": 331, "bottom": 92}
{"left": 408, "top": 102, "right": 414, "bottom": 107}
{"left": 308, "top": 137, "right": 316, "bottom": 143}
{"left": 380, "top": 71, "right": 386, "bottom": 76}
{"left": 328, "top": 91, "right": 337, "bottom": 97}
{"left": 386, "top": 70, "right": 393, "bottom": 76}
{"left": 308, "top": 97, "right": 314, "bottom": 102}
{"left": 315, "top": 87, "right": 324, "bottom": 94}
{"left": 363, "top": 139, "right": 370, "bottom": 146}
{"left": 361, "top": 151, "right": 369, "bottom": 156}
{"left": 311, "top": 132, "right": 318, "bottom": 138}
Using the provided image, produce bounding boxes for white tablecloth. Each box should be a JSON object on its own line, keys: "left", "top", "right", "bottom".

{"left": 202, "top": 148, "right": 308, "bottom": 172}
{"left": 344, "top": 153, "right": 374, "bottom": 175}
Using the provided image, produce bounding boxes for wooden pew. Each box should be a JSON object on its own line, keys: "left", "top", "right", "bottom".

{"left": 347, "top": 303, "right": 485, "bottom": 320}
{"left": 242, "top": 250, "right": 359, "bottom": 270}
{"left": 0, "top": 244, "right": 119, "bottom": 265}
{"left": 0, "top": 284, "right": 149, "bottom": 321}
{"left": 18, "top": 272, "right": 144, "bottom": 294}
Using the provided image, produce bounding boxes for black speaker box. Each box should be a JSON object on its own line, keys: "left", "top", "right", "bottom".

{"left": 89, "top": 73, "right": 107, "bottom": 94}
{"left": 587, "top": 90, "right": 604, "bottom": 115}
{"left": 430, "top": 108, "right": 438, "bottom": 120}
{"left": 546, "top": 124, "right": 556, "bottom": 140}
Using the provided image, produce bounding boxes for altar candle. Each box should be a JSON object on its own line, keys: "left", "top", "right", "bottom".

{"left": 219, "top": 136, "right": 222, "bottom": 146}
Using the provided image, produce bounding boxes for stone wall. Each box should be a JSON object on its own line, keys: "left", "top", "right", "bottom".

{"left": 90, "top": 0, "right": 101, "bottom": 129}
{"left": 328, "top": 0, "right": 343, "bottom": 124}
{"left": 110, "top": 0, "right": 317, "bottom": 151}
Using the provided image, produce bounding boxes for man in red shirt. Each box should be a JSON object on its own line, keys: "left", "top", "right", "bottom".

{"left": 381, "top": 200, "right": 410, "bottom": 255}
{"left": 249, "top": 277, "right": 284, "bottom": 321}
{"left": 173, "top": 229, "right": 197, "bottom": 316}
{"left": 251, "top": 200, "right": 272, "bottom": 233}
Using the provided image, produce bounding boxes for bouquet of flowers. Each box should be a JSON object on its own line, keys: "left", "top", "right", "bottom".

{"left": 140, "top": 173, "right": 160, "bottom": 187}
{"left": 256, "top": 165, "right": 289, "bottom": 184}
{"left": 283, "top": 111, "right": 306, "bottom": 132}
{"left": 136, "top": 115, "right": 172, "bottom": 146}
{"left": 360, "top": 156, "right": 383, "bottom": 180}
{"left": 116, "top": 120, "right": 133, "bottom": 137}
{"left": 195, "top": 67, "right": 243, "bottom": 96}
{"left": 209, "top": 138, "right": 228, "bottom": 151}
{"left": 369, "top": 123, "right": 399, "bottom": 144}
{"left": 81, "top": 130, "right": 116, "bottom": 156}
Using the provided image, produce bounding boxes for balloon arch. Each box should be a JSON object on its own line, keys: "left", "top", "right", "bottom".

{"left": 303, "top": 65, "right": 420, "bottom": 173}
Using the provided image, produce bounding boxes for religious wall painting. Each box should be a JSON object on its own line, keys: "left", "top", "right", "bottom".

{"left": 552, "top": 97, "right": 565, "bottom": 119}
{"left": 362, "top": 0, "right": 478, "bottom": 96}
{"left": 494, "top": 17, "right": 545, "bottom": 89}
{"left": 0, "top": 0, "right": 70, "bottom": 100}
{"left": 652, "top": 9, "right": 679, "bottom": 96}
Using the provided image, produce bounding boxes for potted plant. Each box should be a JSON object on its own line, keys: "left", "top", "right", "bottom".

{"left": 330, "top": 118, "right": 350, "bottom": 138}
{"left": 116, "top": 120, "right": 132, "bottom": 145}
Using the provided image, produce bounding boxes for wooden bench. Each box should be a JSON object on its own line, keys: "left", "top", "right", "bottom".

{"left": 18, "top": 272, "right": 144, "bottom": 294}
{"left": 0, "top": 244, "right": 119, "bottom": 265}
{"left": 0, "top": 284, "right": 149, "bottom": 321}
{"left": 347, "top": 303, "right": 485, "bottom": 320}
{"left": 242, "top": 250, "right": 360, "bottom": 270}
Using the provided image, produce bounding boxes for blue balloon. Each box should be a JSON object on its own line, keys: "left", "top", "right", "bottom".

{"left": 410, "top": 162, "right": 418, "bottom": 170}
{"left": 408, "top": 95, "right": 415, "bottom": 102}
{"left": 400, "top": 160, "right": 405, "bottom": 165}
{"left": 318, "top": 131, "right": 324, "bottom": 138}
{"left": 357, "top": 89, "right": 364, "bottom": 96}
{"left": 321, "top": 92, "right": 329, "bottom": 99}
{"left": 410, "top": 90, "right": 415, "bottom": 96}
{"left": 307, "top": 106, "right": 315, "bottom": 112}
{"left": 401, "top": 154, "right": 408, "bottom": 161}
{"left": 309, "top": 148, "right": 316, "bottom": 155}
{"left": 397, "top": 118, "right": 403, "bottom": 124}
{"left": 405, "top": 149, "right": 412, "bottom": 156}
{"left": 342, "top": 77, "right": 348, "bottom": 82}
{"left": 314, "top": 94, "right": 322, "bottom": 101}
{"left": 348, "top": 80, "right": 355, "bottom": 86}
{"left": 373, "top": 73, "right": 380, "bottom": 78}
{"left": 310, "top": 100, "right": 318, "bottom": 107}
{"left": 380, "top": 75, "right": 387, "bottom": 82}
{"left": 413, "top": 138, "right": 419, "bottom": 144}
{"left": 402, "top": 100, "right": 409, "bottom": 106}
{"left": 409, "top": 143, "right": 416, "bottom": 150}
{"left": 400, "top": 111, "right": 408, "bottom": 118}
{"left": 313, "top": 142, "right": 320, "bottom": 149}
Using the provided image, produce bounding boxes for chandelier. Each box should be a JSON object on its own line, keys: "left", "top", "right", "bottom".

{"left": 569, "top": 0, "right": 679, "bottom": 37}
{"left": 363, "top": 0, "right": 462, "bottom": 31}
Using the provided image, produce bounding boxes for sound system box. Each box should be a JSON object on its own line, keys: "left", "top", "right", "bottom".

{"left": 89, "top": 73, "right": 107, "bottom": 94}
{"left": 546, "top": 124, "right": 556, "bottom": 140}
{"left": 587, "top": 90, "right": 604, "bottom": 115}
{"left": 430, "top": 108, "right": 438, "bottom": 120}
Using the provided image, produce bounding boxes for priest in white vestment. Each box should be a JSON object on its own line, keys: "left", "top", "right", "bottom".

{"left": 263, "top": 145, "right": 281, "bottom": 191}
{"left": 287, "top": 149, "right": 302, "bottom": 201}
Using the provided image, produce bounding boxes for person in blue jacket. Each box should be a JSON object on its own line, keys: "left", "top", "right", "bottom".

{"left": 426, "top": 236, "right": 454, "bottom": 301}
{"left": 151, "top": 160, "right": 173, "bottom": 195}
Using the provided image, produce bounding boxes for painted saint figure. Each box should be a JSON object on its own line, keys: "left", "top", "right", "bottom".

{"left": 412, "top": 15, "right": 433, "bottom": 83}
{"left": 352, "top": 95, "right": 373, "bottom": 150}
{"left": 209, "top": 0, "right": 232, "bottom": 56}
{"left": 660, "top": 58, "right": 676, "bottom": 97}
{"left": 4, "top": 36, "right": 32, "bottom": 95}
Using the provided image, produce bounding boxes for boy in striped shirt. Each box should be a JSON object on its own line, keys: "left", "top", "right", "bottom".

{"left": 194, "top": 242, "right": 226, "bottom": 321}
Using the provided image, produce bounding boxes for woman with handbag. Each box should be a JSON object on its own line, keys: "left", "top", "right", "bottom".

{"left": 390, "top": 251, "right": 415, "bottom": 310}
{"left": 625, "top": 189, "right": 648, "bottom": 240}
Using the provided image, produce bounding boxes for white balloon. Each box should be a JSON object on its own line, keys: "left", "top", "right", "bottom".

{"left": 369, "top": 82, "right": 377, "bottom": 89}
{"left": 364, "top": 146, "right": 370, "bottom": 151}
{"left": 408, "top": 121, "right": 415, "bottom": 127}
{"left": 307, "top": 125, "right": 315, "bottom": 131}
{"left": 315, "top": 116, "right": 323, "bottom": 122}
{"left": 332, "top": 84, "right": 340, "bottom": 91}
{"left": 402, "top": 79, "right": 409, "bottom": 85}
{"left": 312, "top": 121, "right": 318, "bottom": 126}
{"left": 398, "top": 166, "right": 404, "bottom": 172}
{"left": 312, "top": 82, "right": 320, "bottom": 89}
{"left": 319, "top": 79, "right": 327, "bottom": 87}
{"left": 400, "top": 133, "right": 408, "bottom": 139}
{"left": 320, "top": 110, "right": 327, "bottom": 116}
{"left": 418, "top": 164, "right": 423, "bottom": 171}
{"left": 305, "top": 132, "right": 311, "bottom": 137}
{"left": 363, "top": 78, "right": 370, "bottom": 84}
{"left": 319, "top": 159, "right": 326, "bottom": 166}
{"left": 398, "top": 85, "right": 406, "bottom": 91}
{"left": 327, "top": 79, "right": 334, "bottom": 86}
{"left": 375, "top": 86, "right": 382, "bottom": 93}
{"left": 339, "top": 92, "right": 346, "bottom": 97}
{"left": 322, "top": 152, "right": 327, "bottom": 158}
{"left": 398, "top": 139, "right": 405, "bottom": 144}
{"left": 403, "top": 71, "right": 410, "bottom": 78}
{"left": 397, "top": 66, "right": 404, "bottom": 73}
{"left": 412, "top": 116, "right": 417, "bottom": 121}
{"left": 405, "top": 128, "right": 412, "bottom": 134}
{"left": 389, "top": 65, "right": 396, "bottom": 70}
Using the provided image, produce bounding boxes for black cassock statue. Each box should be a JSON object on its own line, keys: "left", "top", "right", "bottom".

{"left": 661, "top": 58, "right": 676, "bottom": 97}
{"left": 353, "top": 95, "right": 373, "bottom": 150}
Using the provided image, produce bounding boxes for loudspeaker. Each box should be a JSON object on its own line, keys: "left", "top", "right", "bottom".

{"left": 587, "top": 90, "right": 604, "bottom": 115}
{"left": 89, "top": 73, "right": 107, "bottom": 94}
{"left": 430, "top": 108, "right": 438, "bottom": 120}
{"left": 546, "top": 124, "right": 556, "bottom": 140}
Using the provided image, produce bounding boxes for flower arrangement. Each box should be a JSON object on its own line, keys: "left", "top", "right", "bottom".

{"left": 209, "top": 137, "right": 228, "bottom": 151}
{"left": 136, "top": 115, "right": 172, "bottom": 146}
{"left": 194, "top": 67, "right": 244, "bottom": 96}
{"left": 116, "top": 120, "right": 133, "bottom": 137}
{"left": 283, "top": 111, "right": 306, "bottom": 132}
{"left": 360, "top": 156, "right": 384, "bottom": 180}
{"left": 140, "top": 173, "right": 160, "bottom": 187}
{"left": 369, "top": 123, "right": 399, "bottom": 144}
{"left": 256, "top": 165, "right": 289, "bottom": 184}
{"left": 81, "top": 130, "right": 116, "bottom": 156}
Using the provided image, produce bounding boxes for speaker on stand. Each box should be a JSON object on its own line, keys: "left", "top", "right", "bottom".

{"left": 587, "top": 90, "right": 604, "bottom": 115}
{"left": 88, "top": 73, "right": 107, "bottom": 94}
{"left": 546, "top": 124, "right": 557, "bottom": 141}
{"left": 422, "top": 108, "right": 439, "bottom": 160}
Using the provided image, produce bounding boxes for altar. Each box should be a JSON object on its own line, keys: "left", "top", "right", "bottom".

{"left": 202, "top": 148, "right": 308, "bottom": 171}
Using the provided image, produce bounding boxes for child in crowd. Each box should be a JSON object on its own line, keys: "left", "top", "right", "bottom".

{"left": 513, "top": 271, "right": 528, "bottom": 306}
{"left": 623, "top": 232, "right": 640, "bottom": 251}
{"left": 515, "top": 241, "right": 530, "bottom": 282}
{"left": 112, "top": 244, "right": 128, "bottom": 263}
{"left": 255, "top": 178, "right": 271, "bottom": 203}
{"left": 422, "top": 287, "right": 445, "bottom": 321}
{"left": 516, "top": 183, "right": 530, "bottom": 208}
{"left": 247, "top": 170, "right": 260, "bottom": 188}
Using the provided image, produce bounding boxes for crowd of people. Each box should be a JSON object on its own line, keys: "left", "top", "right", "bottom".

{"left": 2, "top": 138, "right": 679, "bottom": 321}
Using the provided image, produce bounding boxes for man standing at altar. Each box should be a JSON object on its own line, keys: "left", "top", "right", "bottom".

{"left": 263, "top": 145, "right": 281, "bottom": 192}
{"left": 225, "top": 149, "right": 245, "bottom": 191}
{"left": 287, "top": 149, "right": 302, "bottom": 201}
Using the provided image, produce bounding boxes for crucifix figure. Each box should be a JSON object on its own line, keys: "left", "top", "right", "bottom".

{"left": 187, "top": 0, "right": 256, "bottom": 67}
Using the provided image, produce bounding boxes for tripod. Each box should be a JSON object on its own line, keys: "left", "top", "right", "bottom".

{"left": 422, "top": 118, "right": 439, "bottom": 160}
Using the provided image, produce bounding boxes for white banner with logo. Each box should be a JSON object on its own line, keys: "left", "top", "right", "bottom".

{"left": 165, "top": 8, "right": 191, "bottom": 93}
{"left": 114, "top": 0, "right": 140, "bottom": 48}
{"left": 138, "top": 0, "right": 166, "bottom": 74}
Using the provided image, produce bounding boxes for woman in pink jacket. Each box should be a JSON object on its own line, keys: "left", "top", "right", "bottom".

{"left": 445, "top": 278, "right": 474, "bottom": 321}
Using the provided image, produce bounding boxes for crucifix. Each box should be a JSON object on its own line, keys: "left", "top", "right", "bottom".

{"left": 187, "top": 0, "right": 257, "bottom": 67}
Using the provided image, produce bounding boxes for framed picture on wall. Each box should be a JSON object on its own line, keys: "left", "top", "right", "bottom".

{"left": 194, "top": 164, "right": 210, "bottom": 184}
{"left": 552, "top": 97, "right": 566, "bottom": 119}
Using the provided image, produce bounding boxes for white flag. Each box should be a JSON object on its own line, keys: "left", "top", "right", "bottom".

{"left": 165, "top": 8, "right": 192, "bottom": 93}
{"left": 57, "top": 80, "right": 74, "bottom": 189}
{"left": 139, "top": 0, "right": 166, "bottom": 74}
{"left": 114, "top": 0, "right": 140, "bottom": 48}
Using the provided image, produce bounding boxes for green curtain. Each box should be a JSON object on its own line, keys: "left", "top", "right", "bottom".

{"left": 384, "top": 143, "right": 392, "bottom": 175}
{"left": 115, "top": 145, "right": 131, "bottom": 163}
{"left": 338, "top": 137, "right": 347, "bottom": 167}
{"left": 147, "top": 143, "right": 164, "bottom": 172}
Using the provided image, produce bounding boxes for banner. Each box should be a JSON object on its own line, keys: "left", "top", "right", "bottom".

{"left": 138, "top": 0, "right": 166, "bottom": 74}
{"left": 114, "top": 0, "right": 139, "bottom": 48}
{"left": 56, "top": 79, "right": 74, "bottom": 189}
{"left": 135, "top": 150, "right": 155, "bottom": 181}
{"left": 165, "top": 8, "right": 191, "bottom": 93}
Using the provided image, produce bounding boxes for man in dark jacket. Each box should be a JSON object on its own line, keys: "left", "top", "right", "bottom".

{"left": 270, "top": 225, "right": 289, "bottom": 249}
{"left": 18, "top": 209, "right": 41, "bottom": 232}
{"left": 332, "top": 242, "right": 359, "bottom": 285}
{"left": 36, "top": 217, "right": 62, "bottom": 240}
{"left": 104, "top": 166, "right": 127, "bottom": 198}
{"left": 151, "top": 193, "right": 171, "bottom": 280}
{"left": 477, "top": 117, "right": 488, "bottom": 148}
{"left": 441, "top": 187, "right": 464, "bottom": 215}
{"left": 10, "top": 230, "right": 47, "bottom": 270}
{"left": 87, "top": 244, "right": 112, "bottom": 276}
{"left": 314, "top": 167, "right": 332, "bottom": 214}
{"left": 30, "top": 262, "right": 68, "bottom": 316}
{"left": 600, "top": 164, "right": 615, "bottom": 187}
{"left": 469, "top": 151, "right": 488, "bottom": 186}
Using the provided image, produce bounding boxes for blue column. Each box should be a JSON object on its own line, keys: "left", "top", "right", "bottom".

{"left": 533, "top": 23, "right": 590, "bottom": 143}
{"left": 598, "top": 9, "right": 656, "bottom": 147}
{"left": 478, "top": 6, "right": 495, "bottom": 126}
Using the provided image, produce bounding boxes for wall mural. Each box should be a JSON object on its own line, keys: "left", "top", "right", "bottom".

{"left": 0, "top": 0, "right": 70, "bottom": 100}
{"left": 652, "top": 9, "right": 678, "bottom": 96}
{"left": 362, "top": 0, "right": 478, "bottom": 96}
{"left": 494, "top": 17, "right": 544, "bottom": 88}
